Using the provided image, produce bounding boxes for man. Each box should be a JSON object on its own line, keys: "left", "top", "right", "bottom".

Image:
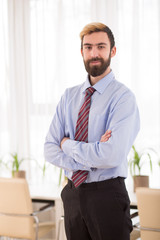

{"left": 44, "top": 22, "right": 140, "bottom": 240}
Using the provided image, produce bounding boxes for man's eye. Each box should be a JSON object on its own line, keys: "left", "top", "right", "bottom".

{"left": 85, "top": 46, "right": 92, "bottom": 50}
{"left": 98, "top": 45, "right": 105, "bottom": 49}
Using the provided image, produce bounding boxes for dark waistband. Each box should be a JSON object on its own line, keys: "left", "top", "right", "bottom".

{"left": 67, "top": 177, "right": 125, "bottom": 189}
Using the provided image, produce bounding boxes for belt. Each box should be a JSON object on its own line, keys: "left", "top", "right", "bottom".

{"left": 67, "top": 177, "right": 125, "bottom": 189}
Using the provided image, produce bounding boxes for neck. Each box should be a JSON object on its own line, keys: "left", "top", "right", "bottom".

{"left": 90, "top": 67, "right": 111, "bottom": 85}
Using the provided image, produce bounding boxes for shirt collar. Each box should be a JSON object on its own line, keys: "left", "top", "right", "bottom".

{"left": 82, "top": 70, "right": 115, "bottom": 94}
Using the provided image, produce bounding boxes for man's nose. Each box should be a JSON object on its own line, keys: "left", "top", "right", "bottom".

{"left": 90, "top": 47, "right": 99, "bottom": 58}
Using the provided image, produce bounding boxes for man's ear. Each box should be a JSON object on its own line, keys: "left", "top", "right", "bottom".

{"left": 81, "top": 48, "right": 83, "bottom": 57}
{"left": 111, "top": 46, "right": 116, "bottom": 58}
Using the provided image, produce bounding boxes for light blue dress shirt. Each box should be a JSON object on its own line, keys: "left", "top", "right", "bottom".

{"left": 44, "top": 71, "right": 140, "bottom": 182}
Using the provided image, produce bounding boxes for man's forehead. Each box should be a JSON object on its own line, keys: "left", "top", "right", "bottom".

{"left": 83, "top": 42, "right": 107, "bottom": 47}
{"left": 83, "top": 31, "right": 109, "bottom": 45}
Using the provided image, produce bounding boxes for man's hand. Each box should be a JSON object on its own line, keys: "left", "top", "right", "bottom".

{"left": 60, "top": 137, "right": 69, "bottom": 149}
{"left": 60, "top": 130, "right": 111, "bottom": 149}
{"left": 100, "top": 130, "right": 111, "bottom": 142}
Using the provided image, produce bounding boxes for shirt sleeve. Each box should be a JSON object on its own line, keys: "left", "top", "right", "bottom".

{"left": 62, "top": 90, "right": 140, "bottom": 169}
{"left": 44, "top": 90, "right": 91, "bottom": 172}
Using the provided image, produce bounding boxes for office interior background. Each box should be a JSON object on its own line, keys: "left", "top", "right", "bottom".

{"left": 0, "top": 0, "right": 160, "bottom": 190}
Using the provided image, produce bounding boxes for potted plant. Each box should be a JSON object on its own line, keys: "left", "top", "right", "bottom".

{"left": 8, "top": 153, "right": 45, "bottom": 178}
{"left": 56, "top": 168, "right": 67, "bottom": 187}
{"left": 129, "top": 145, "right": 153, "bottom": 192}
{"left": 9, "top": 152, "right": 26, "bottom": 178}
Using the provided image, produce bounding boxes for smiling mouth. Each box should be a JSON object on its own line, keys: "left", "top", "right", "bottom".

{"left": 90, "top": 60, "right": 101, "bottom": 65}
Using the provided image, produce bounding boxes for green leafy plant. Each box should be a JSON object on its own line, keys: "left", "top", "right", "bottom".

{"left": 11, "top": 153, "right": 24, "bottom": 174}
{"left": 0, "top": 158, "right": 3, "bottom": 168}
{"left": 6, "top": 152, "right": 42, "bottom": 176}
{"left": 58, "top": 168, "right": 68, "bottom": 186}
{"left": 0, "top": 157, "right": 7, "bottom": 170}
{"left": 59, "top": 168, "right": 63, "bottom": 186}
{"left": 1, "top": 152, "right": 49, "bottom": 178}
{"left": 39, "top": 160, "right": 49, "bottom": 177}
{"left": 129, "top": 145, "right": 153, "bottom": 176}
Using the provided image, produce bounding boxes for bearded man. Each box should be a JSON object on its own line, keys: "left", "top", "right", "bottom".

{"left": 44, "top": 22, "right": 140, "bottom": 240}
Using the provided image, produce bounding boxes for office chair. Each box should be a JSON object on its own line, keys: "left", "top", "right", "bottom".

{"left": 130, "top": 207, "right": 140, "bottom": 240}
{"left": 0, "top": 177, "right": 55, "bottom": 240}
{"left": 136, "top": 187, "right": 160, "bottom": 240}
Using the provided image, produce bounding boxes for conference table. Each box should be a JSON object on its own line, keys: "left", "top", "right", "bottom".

{"left": 30, "top": 182, "right": 64, "bottom": 239}
{"left": 129, "top": 191, "right": 139, "bottom": 221}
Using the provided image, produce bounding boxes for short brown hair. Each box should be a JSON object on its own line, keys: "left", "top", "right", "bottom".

{"left": 80, "top": 22, "right": 115, "bottom": 50}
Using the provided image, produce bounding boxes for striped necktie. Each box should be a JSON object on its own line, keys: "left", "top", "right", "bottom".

{"left": 72, "top": 87, "right": 95, "bottom": 187}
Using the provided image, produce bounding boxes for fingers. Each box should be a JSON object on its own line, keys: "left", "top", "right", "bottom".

{"left": 104, "top": 129, "right": 111, "bottom": 136}
{"left": 60, "top": 137, "right": 69, "bottom": 149}
{"left": 100, "top": 130, "right": 112, "bottom": 142}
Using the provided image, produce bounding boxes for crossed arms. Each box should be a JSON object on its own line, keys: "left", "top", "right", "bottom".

{"left": 60, "top": 129, "right": 112, "bottom": 149}
{"left": 44, "top": 87, "right": 140, "bottom": 172}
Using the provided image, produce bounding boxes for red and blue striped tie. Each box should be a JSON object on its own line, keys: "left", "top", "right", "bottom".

{"left": 72, "top": 87, "right": 95, "bottom": 187}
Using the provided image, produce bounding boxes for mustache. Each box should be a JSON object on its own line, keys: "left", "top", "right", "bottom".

{"left": 88, "top": 57, "right": 103, "bottom": 63}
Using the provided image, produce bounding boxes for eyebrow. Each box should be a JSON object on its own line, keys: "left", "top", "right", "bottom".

{"left": 83, "top": 43, "right": 107, "bottom": 46}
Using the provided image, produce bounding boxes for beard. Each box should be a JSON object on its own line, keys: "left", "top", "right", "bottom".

{"left": 83, "top": 54, "right": 111, "bottom": 77}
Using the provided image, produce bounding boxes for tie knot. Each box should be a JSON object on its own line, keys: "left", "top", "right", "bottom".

{"left": 85, "top": 87, "right": 95, "bottom": 96}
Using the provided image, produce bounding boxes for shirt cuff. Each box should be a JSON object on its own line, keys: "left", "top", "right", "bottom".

{"left": 62, "top": 139, "right": 77, "bottom": 158}
{"left": 62, "top": 139, "right": 91, "bottom": 171}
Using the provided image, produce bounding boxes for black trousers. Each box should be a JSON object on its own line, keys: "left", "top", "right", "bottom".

{"left": 61, "top": 177, "right": 133, "bottom": 240}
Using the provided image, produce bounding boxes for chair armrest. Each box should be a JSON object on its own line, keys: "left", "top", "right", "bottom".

{"left": 32, "top": 202, "right": 54, "bottom": 216}
{"left": 133, "top": 222, "right": 140, "bottom": 228}
{"left": 134, "top": 223, "right": 160, "bottom": 233}
{"left": 130, "top": 211, "right": 138, "bottom": 219}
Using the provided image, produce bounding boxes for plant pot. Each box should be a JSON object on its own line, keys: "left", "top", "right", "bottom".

{"left": 133, "top": 175, "right": 149, "bottom": 192}
{"left": 12, "top": 170, "right": 26, "bottom": 179}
